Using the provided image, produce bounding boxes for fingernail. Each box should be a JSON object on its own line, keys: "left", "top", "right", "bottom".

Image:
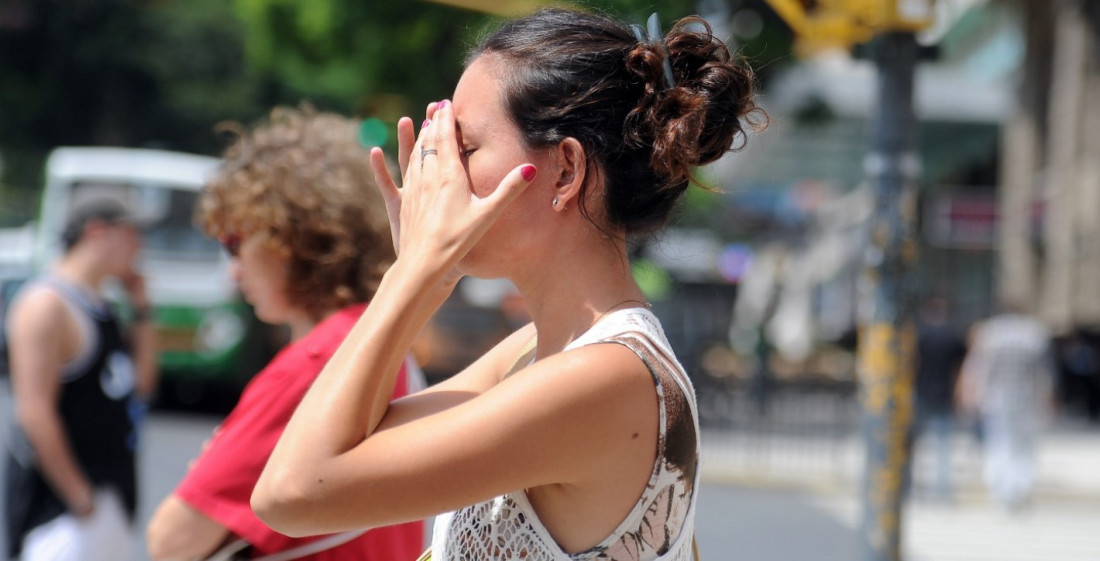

{"left": 521, "top": 165, "right": 537, "bottom": 182}
{"left": 438, "top": 100, "right": 449, "bottom": 110}
{"left": 422, "top": 119, "right": 430, "bottom": 129}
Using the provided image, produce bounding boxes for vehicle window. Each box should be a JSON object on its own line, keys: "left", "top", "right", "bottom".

{"left": 140, "top": 189, "right": 220, "bottom": 262}
{"left": 69, "top": 181, "right": 219, "bottom": 262}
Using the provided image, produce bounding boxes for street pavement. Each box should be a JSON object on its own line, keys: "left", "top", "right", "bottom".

{"left": 134, "top": 413, "right": 1100, "bottom": 561}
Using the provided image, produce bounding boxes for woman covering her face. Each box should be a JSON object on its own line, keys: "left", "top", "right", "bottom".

{"left": 253, "top": 9, "right": 761, "bottom": 561}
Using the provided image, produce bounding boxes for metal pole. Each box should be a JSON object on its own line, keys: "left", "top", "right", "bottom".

{"left": 858, "top": 30, "right": 920, "bottom": 561}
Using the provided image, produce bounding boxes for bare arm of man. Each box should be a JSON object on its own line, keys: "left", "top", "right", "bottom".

{"left": 121, "top": 269, "right": 158, "bottom": 399}
{"left": 7, "top": 288, "right": 96, "bottom": 516}
{"left": 129, "top": 314, "right": 158, "bottom": 399}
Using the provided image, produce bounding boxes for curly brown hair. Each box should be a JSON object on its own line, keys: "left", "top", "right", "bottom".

{"left": 197, "top": 106, "right": 394, "bottom": 322}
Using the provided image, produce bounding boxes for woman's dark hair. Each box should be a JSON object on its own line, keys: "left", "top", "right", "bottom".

{"left": 469, "top": 8, "right": 764, "bottom": 235}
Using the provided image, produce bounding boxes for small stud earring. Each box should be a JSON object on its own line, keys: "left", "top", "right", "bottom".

{"left": 552, "top": 197, "right": 559, "bottom": 207}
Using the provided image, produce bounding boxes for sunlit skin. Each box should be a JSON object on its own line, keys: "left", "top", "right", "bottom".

{"left": 251, "top": 54, "right": 662, "bottom": 554}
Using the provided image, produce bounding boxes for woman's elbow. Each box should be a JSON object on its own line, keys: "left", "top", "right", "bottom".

{"left": 251, "top": 472, "right": 318, "bottom": 537}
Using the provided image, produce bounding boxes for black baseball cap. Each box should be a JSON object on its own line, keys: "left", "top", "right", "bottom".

{"left": 61, "top": 197, "right": 149, "bottom": 250}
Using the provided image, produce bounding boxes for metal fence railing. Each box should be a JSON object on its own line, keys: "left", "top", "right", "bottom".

{"left": 698, "top": 381, "right": 864, "bottom": 484}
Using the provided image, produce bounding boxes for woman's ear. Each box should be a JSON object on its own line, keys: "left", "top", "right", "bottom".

{"left": 552, "top": 138, "right": 587, "bottom": 211}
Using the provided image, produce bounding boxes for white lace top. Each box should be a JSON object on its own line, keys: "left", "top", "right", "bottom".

{"left": 429, "top": 308, "right": 700, "bottom": 561}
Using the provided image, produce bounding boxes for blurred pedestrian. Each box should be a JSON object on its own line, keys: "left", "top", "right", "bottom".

{"left": 4, "top": 197, "right": 158, "bottom": 561}
{"left": 912, "top": 296, "right": 968, "bottom": 500}
{"left": 145, "top": 106, "right": 424, "bottom": 561}
{"left": 252, "top": 9, "right": 760, "bottom": 561}
{"left": 958, "top": 303, "right": 1055, "bottom": 512}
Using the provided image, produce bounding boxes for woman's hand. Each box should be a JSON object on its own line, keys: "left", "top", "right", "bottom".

{"left": 370, "top": 102, "right": 439, "bottom": 255}
{"left": 369, "top": 100, "right": 536, "bottom": 285}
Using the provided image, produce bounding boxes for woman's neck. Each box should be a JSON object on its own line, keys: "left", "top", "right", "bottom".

{"left": 515, "top": 239, "right": 646, "bottom": 359}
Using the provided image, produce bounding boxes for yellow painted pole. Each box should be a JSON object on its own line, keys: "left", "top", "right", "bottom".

{"left": 858, "top": 30, "right": 920, "bottom": 561}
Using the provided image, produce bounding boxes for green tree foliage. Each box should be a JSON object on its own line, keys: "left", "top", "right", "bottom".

{"left": 224, "top": 0, "right": 738, "bottom": 117}
{"left": 0, "top": 0, "right": 789, "bottom": 226}
{"left": 0, "top": 0, "right": 265, "bottom": 223}
{"left": 229, "top": 0, "right": 489, "bottom": 120}
{"left": 0, "top": 0, "right": 266, "bottom": 153}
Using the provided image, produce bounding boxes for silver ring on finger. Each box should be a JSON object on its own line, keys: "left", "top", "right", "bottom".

{"left": 421, "top": 148, "right": 438, "bottom": 159}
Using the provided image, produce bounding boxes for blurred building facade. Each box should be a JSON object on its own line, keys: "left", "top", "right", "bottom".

{"left": 705, "top": 0, "right": 1012, "bottom": 362}
{"left": 999, "top": 0, "right": 1100, "bottom": 334}
{"left": 687, "top": 0, "right": 1100, "bottom": 421}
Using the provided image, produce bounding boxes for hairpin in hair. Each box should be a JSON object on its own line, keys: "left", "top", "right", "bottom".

{"left": 630, "top": 12, "right": 676, "bottom": 90}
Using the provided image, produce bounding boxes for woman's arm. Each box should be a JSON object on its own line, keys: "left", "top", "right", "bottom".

{"left": 250, "top": 257, "right": 462, "bottom": 531}
{"left": 375, "top": 322, "right": 537, "bottom": 430}
{"left": 146, "top": 495, "right": 230, "bottom": 561}
{"left": 254, "top": 99, "right": 541, "bottom": 532}
{"left": 253, "top": 333, "right": 658, "bottom": 537}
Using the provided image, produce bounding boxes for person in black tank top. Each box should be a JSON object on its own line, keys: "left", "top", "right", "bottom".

{"left": 4, "top": 198, "right": 157, "bottom": 560}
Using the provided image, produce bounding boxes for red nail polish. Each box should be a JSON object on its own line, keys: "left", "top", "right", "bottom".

{"left": 521, "top": 165, "right": 537, "bottom": 181}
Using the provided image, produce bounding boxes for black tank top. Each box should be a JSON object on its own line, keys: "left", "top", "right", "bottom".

{"left": 4, "top": 277, "right": 138, "bottom": 557}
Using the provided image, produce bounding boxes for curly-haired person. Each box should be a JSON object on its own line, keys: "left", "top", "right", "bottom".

{"left": 146, "top": 107, "right": 424, "bottom": 561}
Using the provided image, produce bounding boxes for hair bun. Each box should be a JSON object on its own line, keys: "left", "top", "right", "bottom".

{"left": 624, "top": 17, "right": 765, "bottom": 187}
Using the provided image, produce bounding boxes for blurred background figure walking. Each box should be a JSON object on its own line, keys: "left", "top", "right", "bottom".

{"left": 959, "top": 303, "right": 1055, "bottom": 513}
{"left": 4, "top": 197, "right": 158, "bottom": 561}
{"left": 912, "top": 296, "right": 968, "bottom": 501}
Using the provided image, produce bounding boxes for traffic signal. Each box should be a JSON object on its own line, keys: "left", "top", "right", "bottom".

{"left": 764, "top": 0, "right": 935, "bottom": 54}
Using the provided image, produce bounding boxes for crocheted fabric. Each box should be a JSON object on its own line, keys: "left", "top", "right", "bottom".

{"left": 430, "top": 309, "right": 700, "bottom": 561}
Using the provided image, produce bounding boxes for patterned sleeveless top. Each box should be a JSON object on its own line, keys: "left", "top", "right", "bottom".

{"left": 429, "top": 308, "right": 700, "bottom": 561}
